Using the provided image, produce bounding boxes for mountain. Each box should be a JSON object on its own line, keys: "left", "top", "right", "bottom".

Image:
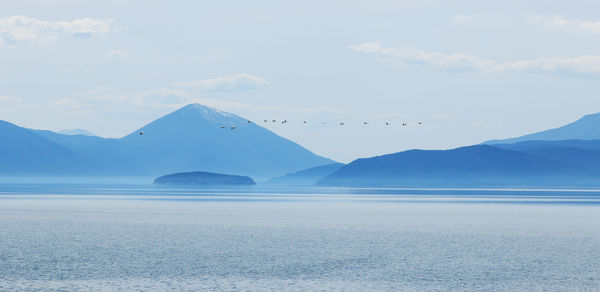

{"left": 317, "top": 145, "right": 597, "bottom": 187}
{"left": 492, "top": 139, "right": 600, "bottom": 152}
{"left": 154, "top": 171, "right": 255, "bottom": 185}
{"left": 266, "top": 162, "right": 344, "bottom": 185}
{"left": 0, "top": 120, "right": 92, "bottom": 175}
{"left": 486, "top": 112, "right": 600, "bottom": 144}
{"left": 492, "top": 140, "right": 600, "bottom": 173}
{"left": 29, "top": 129, "right": 136, "bottom": 175}
{"left": 117, "top": 104, "right": 333, "bottom": 178}
{"left": 0, "top": 104, "right": 333, "bottom": 178}
{"left": 58, "top": 129, "right": 97, "bottom": 136}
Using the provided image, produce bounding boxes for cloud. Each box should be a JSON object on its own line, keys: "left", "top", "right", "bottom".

{"left": 530, "top": 16, "right": 600, "bottom": 33}
{"left": 0, "top": 94, "right": 24, "bottom": 104}
{"left": 350, "top": 42, "right": 600, "bottom": 74}
{"left": 452, "top": 13, "right": 521, "bottom": 24}
{"left": 49, "top": 97, "right": 88, "bottom": 108}
{"left": 51, "top": 86, "right": 194, "bottom": 109}
{"left": 175, "top": 73, "right": 270, "bottom": 92}
{"left": 350, "top": 42, "right": 495, "bottom": 71}
{"left": 104, "top": 49, "right": 130, "bottom": 60}
{"left": 51, "top": 86, "right": 274, "bottom": 113}
{"left": 0, "top": 16, "right": 119, "bottom": 46}
{"left": 453, "top": 13, "right": 492, "bottom": 23}
{"left": 47, "top": 85, "right": 350, "bottom": 123}
{"left": 454, "top": 13, "right": 600, "bottom": 34}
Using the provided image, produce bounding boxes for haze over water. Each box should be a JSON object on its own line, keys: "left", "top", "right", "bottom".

{"left": 1, "top": 184, "right": 599, "bottom": 291}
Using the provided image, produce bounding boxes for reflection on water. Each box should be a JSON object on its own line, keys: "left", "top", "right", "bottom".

{"left": 0, "top": 184, "right": 599, "bottom": 291}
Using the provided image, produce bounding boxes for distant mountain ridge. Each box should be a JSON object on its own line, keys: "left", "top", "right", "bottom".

{"left": 485, "top": 112, "right": 600, "bottom": 144}
{"left": 492, "top": 139, "right": 600, "bottom": 151}
{"left": 58, "top": 129, "right": 97, "bottom": 136}
{"left": 0, "top": 104, "right": 333, "bottom": 178}
{"left": 317, "top": 144, "right": 600, "bottom": 187}
{"left": 6, "top": 106, "right": 600, "bottom": 186}
{"left": 266, "top": 163, "right": 344, "bottom": 185}
{"left": 316, "top": 112, "right": 600, "bottom": 187}
{"left": 492, "top": 139, "right": 600, "bottom": 174}
{"left": 0, "top": 120, "right": 91, "bottom": 175}
{"left": 117, "top": 104, "right": 333, "bottom": 177}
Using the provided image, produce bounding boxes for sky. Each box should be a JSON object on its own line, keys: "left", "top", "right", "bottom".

{"left": 2, "top": 0, "right": 600, "bottom": 162}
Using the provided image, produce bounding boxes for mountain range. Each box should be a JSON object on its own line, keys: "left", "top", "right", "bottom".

{"left": 316, "top": 113, "right": 600, "bottom": 187}
{"left": 0, "top": 104, "right": 332, "bottom": 179}
{"left": 5, "top": 104, "right": 600, "bottom": 187}
{"left": 316, "top": 144, "right": 596, "bottom": 187}
{"left": 485, "top": 113, "right": 600, "bottom": 144}
{"left": 266, "top": 162, "right": 344, "bottom": 185}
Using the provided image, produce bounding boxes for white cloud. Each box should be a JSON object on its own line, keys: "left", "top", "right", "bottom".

{"left": 49, "top": 97, "right": 88, "bottom": 108}
{"left": 47, "top": 85, "right": 349, "bottom": 123}
{"left": 350, "top": 42, "right": 495, "bottom": 71}
{"left": 453, "top": 13, "right": 490, "bottom": 23}
{"left": 530, "top": 16, "right": 600, "bottom": 33}
{"left": 104, "top": 49, "right": 130, "bottom": 60}
{"left": 0, "top": 94, "right": 24, "bottom": 104}
{"left": 51, "top": 86, "right": 195, "bottom": 109}
{"left": 454, "top": 13, "right": 600, "bottom": 34}
{"left": 51, "top": 86, "right": 273, "bottom": 114}
{"left": 350, "top": 42, "right": 600, "bottom": 74}
{"left": 0, "top": 16, "right": 119, "bottom": 46}
{"left": 175, "top": 73, "right": 270, "bottom": 92}
{"left": 493, "top": 56, "right": 600, "bottom": 73}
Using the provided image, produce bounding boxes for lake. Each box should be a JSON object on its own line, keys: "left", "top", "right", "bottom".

{"left": 1, "top": 184, "right": 599, "bottom": 291}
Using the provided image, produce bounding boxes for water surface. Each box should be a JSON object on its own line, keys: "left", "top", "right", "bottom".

{"left": 1, "top": 184, "right": 599, "bottom": 291}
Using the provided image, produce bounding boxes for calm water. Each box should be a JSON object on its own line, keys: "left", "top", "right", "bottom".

{"left": 0, "top": 184, "right": 599, "bottom": 291}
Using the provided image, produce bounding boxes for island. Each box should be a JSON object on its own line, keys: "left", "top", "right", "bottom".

{"left": 154, "top": 171, "right": 256, "bottom": 185}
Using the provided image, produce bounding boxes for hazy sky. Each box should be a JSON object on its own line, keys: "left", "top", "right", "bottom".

{"left": 2, "top": 0, "right": 600, "bottom": 162}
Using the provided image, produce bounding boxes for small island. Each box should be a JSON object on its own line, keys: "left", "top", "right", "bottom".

{"left": 154, "top": 171, "right": 256, "bottom": 185}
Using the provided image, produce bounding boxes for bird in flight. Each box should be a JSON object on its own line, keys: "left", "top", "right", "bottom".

{"left": 248, "top": 118, "right": 424, "bottom": 129}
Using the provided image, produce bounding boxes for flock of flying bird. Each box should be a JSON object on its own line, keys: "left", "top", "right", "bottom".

{"left": 218, "top": 119, "right": 423, "bottom": 130}
{"left": 139, "top": 119, "right": 423, "bottom": 134}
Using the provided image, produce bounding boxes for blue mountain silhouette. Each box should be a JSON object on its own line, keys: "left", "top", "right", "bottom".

{"left": 118, "top": 104, "right": 333, "bottom": 177}
{"left": 486, "top": 113, "right": 600, "bottom": 144}
{"left": 266, "top": 162, "right": 344, "bottom": 185}
{"left": 0, "top": 104, "right": 332, "bottom": 178}
{"left": 317, "top": 145, "right": 595, "bottom": 187}
{"left": 0, "top": 120, "right": 92, "bottom": 175}
{"left": 492, "top": 139, "right": 600, "bottom": 173}
{"left": 317, "top": 112, "right": 600, "bottom": 187}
